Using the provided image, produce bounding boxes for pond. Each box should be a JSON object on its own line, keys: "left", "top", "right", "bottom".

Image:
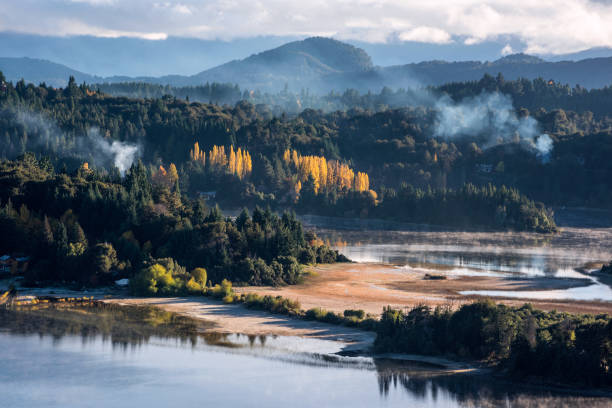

{"left": 2, "top": 304, "right": 610, "bottom": 408}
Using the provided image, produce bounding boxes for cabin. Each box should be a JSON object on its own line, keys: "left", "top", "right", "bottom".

{"left": 0, "top": 255, "right": 30, "bottom": 276}
{"left": 476, "top": 163, "right": 493, "bottom": 173}
{"left": 0, "top": 255, "right": 10, "bottom": 273}
{"left": 197, "top": 191, "right": 217, "bottom": 200}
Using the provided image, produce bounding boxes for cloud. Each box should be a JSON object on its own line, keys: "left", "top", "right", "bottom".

{"left": 501, "top": 44, "right": 514, "bottom": 56}
{"left": 2, "top": 0, "right": 612, "bottom": 54}
{"left": 399, "top": 26, "right": 452, "bottom": 44}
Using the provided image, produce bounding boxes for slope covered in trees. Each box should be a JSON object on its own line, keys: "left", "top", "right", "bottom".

{"left": 7, "top": 72, "right": 612, "bottom": 229}
{"left": 376, "top": 300, "right": 612, "bottom": 387}
{"left": 0, "top": 154, "right": 344, "bottom": 286}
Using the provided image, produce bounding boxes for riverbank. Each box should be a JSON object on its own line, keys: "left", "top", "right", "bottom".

{"left": 234, "top": 263, "right": 612, "bottom": 315}
{"left": 103, "top": 296, "right": 376, "bottom": 353}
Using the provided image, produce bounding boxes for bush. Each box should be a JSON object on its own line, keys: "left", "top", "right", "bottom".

{"left": 211, "top": 279, "right": 233, "bottom": 299}
{"left": 243, "top": 293, "right": 300, "bottom": 315}
{"left": 185, "top": 277, "right": 203, "bottom": 294}
{"left": 131, "top": 263, "right": 177, "bottom": 296}
{"left": 344, "top": 309, "right": 366, "bottom": 319}
{"left": 190, "top": 267, "right": 208, "bottom": 286}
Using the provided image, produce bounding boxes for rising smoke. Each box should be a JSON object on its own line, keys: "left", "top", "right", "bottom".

{"left": 433, "top": 92, "right": 553, "bottom": 158}
{"left": 87, "top": 128, "right": 139, "bottom": 174}
{"left": 14, "top": 110, "right": 139, "bottom": 174}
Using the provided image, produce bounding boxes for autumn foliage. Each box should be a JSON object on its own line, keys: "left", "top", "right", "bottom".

{"left": 283, "top": 149, "right": 370, "bottom": 195}
{"left": 190, "top": 143, "right": 252, "bottom": 179}
{"left": 153, "top": 163, "right": 179, "bottom": 188}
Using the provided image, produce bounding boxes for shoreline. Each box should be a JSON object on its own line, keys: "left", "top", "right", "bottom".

{"left": 4, "top": 260, "right": 612, "bottom": 378}
{"left": 235, "top": 263, "right": 612, "bottom": 316}
{"left": 102, "top": 296, "right": 377, "bottom": 353}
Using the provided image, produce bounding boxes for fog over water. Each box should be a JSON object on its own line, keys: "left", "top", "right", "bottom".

{"left": 303, "top": 213, "right": 612, "bottom": 302}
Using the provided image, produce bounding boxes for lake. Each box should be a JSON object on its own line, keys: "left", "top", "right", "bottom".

{"left": 302, "top": 214, "right": 612, "bottom": 302}
{"left": 2, "top": 304, "right": 610, "bottom": 408}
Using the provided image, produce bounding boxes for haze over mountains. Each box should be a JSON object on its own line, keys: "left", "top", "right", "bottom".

{"left": 2, "top": 36, "right": 612, "bottom": 92}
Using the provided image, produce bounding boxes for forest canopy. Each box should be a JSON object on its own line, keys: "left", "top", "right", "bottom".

{"left": 0, "top": 154, "right": 345, "bottom": 286}
{"left": 0, "top": 72, "right": 581, "bottom": 232}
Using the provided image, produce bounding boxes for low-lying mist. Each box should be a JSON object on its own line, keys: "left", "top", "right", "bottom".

{"left": 433, "top": 92, "right": 553, "bottom": 159}
{"left": 13, "top": 109, "right": 139, "bottom": 174}
{"left": 97, "top": 80, "right": 552, "bottom": 160}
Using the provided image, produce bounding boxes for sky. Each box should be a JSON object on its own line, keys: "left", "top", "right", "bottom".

{"left": 1, "top": 0, "right": 612, "bottom": 56}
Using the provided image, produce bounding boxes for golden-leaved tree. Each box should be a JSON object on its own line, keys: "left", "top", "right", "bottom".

{"left": 283, "top": 149, "right": 371, "bottom": 195}
{"left": 152, "top": 163, "right": 179, "bottom": 188}
{"left": 189, "top": 143, "right": 252, "bottom": 180}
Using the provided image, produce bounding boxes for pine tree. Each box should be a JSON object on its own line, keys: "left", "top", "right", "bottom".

{"left": 43, "top": 215, "right": 54, "bottom": 244}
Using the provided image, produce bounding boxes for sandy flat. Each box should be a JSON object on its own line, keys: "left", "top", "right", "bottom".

{"left": 103, "top": 262, "right": 611, "bottom": 346}
{"left": 104, "top": 296, "right": 376, "bottom": 350}
{"left": 234, "top": 263, "right": 612, "bottom": 315}
{"left": 9, "top": 261, "right": 611, "bottom": 347}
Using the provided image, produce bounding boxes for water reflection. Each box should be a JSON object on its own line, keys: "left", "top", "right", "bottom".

{"left": 307, "top": 220, "right": 612, "bottom": 301}
{"left": 2, "top": 305, "right": 611, "bottom": 408}
{"left": 374, "top": 364, "right": 612, "bottom": 408}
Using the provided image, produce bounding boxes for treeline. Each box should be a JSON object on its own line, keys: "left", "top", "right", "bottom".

{"left": 0, "top": 155, "right": 344, "bottom": 286}
{"left": 1, "top": 72, "right": 609, "bottom": 217}
{"left": 374, "top": 183, "right": 557, "bottom": 232}
{"left": 95, "top": 82, "right": 244, "bottom": 106}
{"left": 376, "top": 300, "right": 612, "bottom": 387}
{"left": 94, "top": 74, "right": 612, "bottom": 119}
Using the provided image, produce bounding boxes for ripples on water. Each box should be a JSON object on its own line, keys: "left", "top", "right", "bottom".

{"left": 1, "top": 305, "right": 610, "bottom": 408}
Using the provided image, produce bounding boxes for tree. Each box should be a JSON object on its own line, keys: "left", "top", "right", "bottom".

{"left": 131, "top": 263, "right": 175, "bottom": 295}
{"left": 191, "top": 267, "right": 207, "bottom": 286}
{"left": 90, "top": 242, "right": 118, "bottom": 275}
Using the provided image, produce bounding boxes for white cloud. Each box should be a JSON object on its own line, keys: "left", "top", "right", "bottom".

{"left": 501, "top": 44, "right": 514, "bottom": 55}
{"left": 2, "top": 0, "right": 612, "bottom": 54}
{"left": 399, "top": 26, "right": 452, "bottom": 44}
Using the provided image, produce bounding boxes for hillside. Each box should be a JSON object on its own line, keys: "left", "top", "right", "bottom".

{"left": 2, "top": 38, "right": 612, "bottom": 91}
{"left": 190, "top": 37, "right": 373, "bottom": 92}
{"left": 0, "top": 57, "right": 101, "bottom": 87}
{"left": 384, "top": 54, "right": 612, "bottom": 89}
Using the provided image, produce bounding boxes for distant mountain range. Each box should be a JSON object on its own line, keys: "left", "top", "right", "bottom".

{"left": 2, "top": 37, "right": 612, "bottom": 91}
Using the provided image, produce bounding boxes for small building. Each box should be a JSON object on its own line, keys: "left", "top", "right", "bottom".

{"left": 0, "top": 255, "right": 30, "bottom": 275}
{"left": 197, "top": 191, "right": 217, "bottom": 200}
{"left": 0, "top": 255, "right": 10, "bottom": 273}
{"left": 476, "top": 164, "right": 493, "bottom": 173}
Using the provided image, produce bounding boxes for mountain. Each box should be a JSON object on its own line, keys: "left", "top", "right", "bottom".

{"left": 2, "top": 38, "right": 612, "bottom": 91}
{"left": 0, "top": 32, "right": 298, "bottom": 77}
{"left": 383, "top": 54, "right": 612, "bottom": 89}
{"left": 544, "top": 47, "right": 612, "bottom": 62}
{"left": 0, "top": 57, "right": 101, "bottom": 87}
{"left": 189, "top": 37, "right": 373, "bottom": 92}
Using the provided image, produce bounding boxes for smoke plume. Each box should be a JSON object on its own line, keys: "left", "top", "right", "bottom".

{"left": 87, "top": 128, "right": 139, "bottom": 174}
{"left": 432, "top": 92, "right": 553, "bottom": 158}
{"left": 14, "top": 110, "right": 139, "bottom": 174}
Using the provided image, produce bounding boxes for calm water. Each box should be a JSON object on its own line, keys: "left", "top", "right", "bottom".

{"left": 2, "top": 305, "right": 610, "bottom": 408}
{"left": 303, "top": 215, "right": 612, "bottom": 302}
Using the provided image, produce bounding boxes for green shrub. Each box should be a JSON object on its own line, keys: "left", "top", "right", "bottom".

{"left": 344, "top": 309, "right": 366, "bottom": 319}
{"left": 185, "top": 277, "right": 203, "bottom": 294}
{"left": 190, "top": 267, "right": 208, "bottom": 286}
{"left": 130, "top": 263, "right": 177, "bottom": 296}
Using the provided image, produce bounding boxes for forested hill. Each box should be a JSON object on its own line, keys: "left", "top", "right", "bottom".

{"left": 0, "top": 57, "right": 102, "bottom": 87}
{"left": 0, "top": 74, "right": 580, "bottom": 232}
{"left": 0, "top": 154, "right": 345, "bottom": 288}
{"left": 3, "top": 37, "right": 612, "bottom": 90}
{"left": 189, "top": 37, "right": 374, "bottom": 91}
{"left": 383, "top": 54, "right": 612, "bottom": 89}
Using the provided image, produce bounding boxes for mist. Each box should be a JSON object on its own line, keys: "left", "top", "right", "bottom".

{"left": 14, "top": 109, "right": 139, "bottom": 174}
{"left": 432, "top": 92, "right": 553, "bottom": 158}
{"left": 87, "top": 128, "right": 139, "bottom": 174}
